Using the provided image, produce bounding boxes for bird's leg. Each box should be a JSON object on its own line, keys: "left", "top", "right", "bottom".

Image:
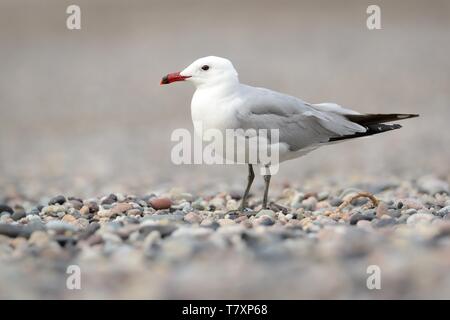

{"left": 238, "top": 164, "right": 255, "bottom": 211}
{"left": 262, "top": 173, "right": 272, "bottom": 209}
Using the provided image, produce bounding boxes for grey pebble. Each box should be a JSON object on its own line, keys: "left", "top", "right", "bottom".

{"left": 350, "top": 213, "right": 372, "bottom": 225}
{"left": 437, "top": 206, "right": 450, "bottom": 217}
{"left": 373, "top": 218, "right": 397, "bottom": 228}
{"left": 101, "top": 194, "right": 117, "bottom": 205}
{"left": 48, "top": 195, "right": 66, "bottom": 205}
{"left": 11, "top": 211, "right": 26, "bottom": 221}
{"left": 139, "top": 224, "right": 177, "bottom": 238}
{"left": 0, "top": 204, "right": 14, "bottom": 214}
{"left": 0, "top": 224, "right": 31, "bottom": 238}
{"left": 46, "top": 221, "right": 77, "bottom": 233}
{"left": 79, "top": 222, "right": 100, "bottom": 240}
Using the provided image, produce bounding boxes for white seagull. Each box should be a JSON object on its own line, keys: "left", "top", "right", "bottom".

{"left": 161, "top": 56, "right": 418, "bottom": 211}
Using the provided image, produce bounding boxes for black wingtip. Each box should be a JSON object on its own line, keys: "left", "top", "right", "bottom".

{"left": 329, "top": 123, "right": 402, "bottom": 142}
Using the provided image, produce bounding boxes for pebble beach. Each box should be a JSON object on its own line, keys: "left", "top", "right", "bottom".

{"left": 1, "top": 175, "right": 450, "bottom": 299}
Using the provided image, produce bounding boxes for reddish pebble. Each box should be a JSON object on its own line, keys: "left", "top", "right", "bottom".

{"left": 149, "top": 198, "right": 172, "bottom": 210}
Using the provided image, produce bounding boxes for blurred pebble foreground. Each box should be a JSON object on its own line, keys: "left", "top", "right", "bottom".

{"left": 1, "top": 175, "right": 450, "bottom": 299}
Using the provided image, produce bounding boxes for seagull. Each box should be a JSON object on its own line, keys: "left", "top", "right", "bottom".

{"left": 161, "top": 56, "right": 418, "bottom": 211}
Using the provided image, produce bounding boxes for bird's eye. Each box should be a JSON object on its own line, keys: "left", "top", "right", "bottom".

{"left": 201, "top": 65, "right": 210, "bottom": 71}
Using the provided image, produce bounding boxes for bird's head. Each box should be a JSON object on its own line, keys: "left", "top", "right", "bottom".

{"left": 161, "top": 56, "right": 238, "bottom": 88}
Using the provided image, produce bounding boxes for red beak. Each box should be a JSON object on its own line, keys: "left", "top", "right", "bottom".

{"left": 160, "top": 72, "right": 191, "bottom": 85}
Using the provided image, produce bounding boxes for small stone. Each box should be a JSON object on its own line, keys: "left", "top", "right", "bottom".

{"left": 218, "top": 218, "right": 236, "bottom": 226}
{"left": 127, "top": 209, "right": 142, "bottom": 216}
{"left": 69, "top": 200, "right": 83, "bottom": 210}
{"left": 48, "top": 195, "right": 66, "bottom": 205}
{"left": 329, "top": 197, "right": 343, "bottom": 207}
{"left": 356, "top": 220, "right": 372, "bottom": 229}
{"left": 404, "top": 208, "right": 417, "bottom": 215}
{"left": 373, "top": 218, "right": 397, "bottom": 228}
{"left": 11, "top": 211, "right": 26, "bottom": 221}
{"left": 387, "top": 209, "right": 401, "bottom": 218}
{"left": 101, "top": 194, "right": 118, "bottom": 205}
{"left": 255, "top": 209, "right": 276, "bottom": 218}
{"left": 417, "top": 176, "right": 449, "bottom": 195}
{"left": 254, "top": 216, "right": 275, "bottom": 226}
{"left": 142, "top": 231, "right": 161, "bottom": 252}
{"left": 110, "top": 203, "right": 133, "bottom": 215}
{"left": 437, "top": 206, "right": 450, "bottom": 217}
{"left": 28, "top": 231, "right": 50, "bottom": 248}
{"left": 301, "top": 197, "right": 317, "bottom": 211}
{"left": 376, "top": 202, "right": 389, "bottom": 218}
{"left": 184, "top": 212, "right": 202, "bottom": 224}
{"left": 200, "top": 219, "right": 220, "bottom": 230}
{"left": 80, "top": 205, "right": 90, "bottom": 215}
{"left": 87, "top": 202, "right": 99, "bottom": 213}
{"left": 0, "top": 204, "right": 14, "bottom": 214}
{"left": 27, "top": 220, "right": 46, "bottom": 232}
{"left": 79, "top": 222, "right": 100, "bottom": 240}
{"left": 350, "top": 213, "right": 371, "bottom": 225}
{"left": 0, "top": 224, "right": 25, "bottom": 238}
{"left": 317, "top": 191, "right": 329, "bottom": 201}
{"left": 46, "top": 221, "right": 77, "bottom": 233}
{"left": 62, "top": 214, "right": 77, "bottom": 224}
{"left": 54, "top": 235, "right": 77, "bottom": 247}
{"left": 149, "top": 198, "right": 172, "bottom": 210}
{"left": 115, "top": 193, "right": 126, "bottom": 202}
{"left": 407, "top": 213, "right": 435, "bottom": 225}
{"left": 402, "top": 199, "right": 425, "bottom": 210}
{"left": 140, "top": 224, "right": 177, "bottom": 238}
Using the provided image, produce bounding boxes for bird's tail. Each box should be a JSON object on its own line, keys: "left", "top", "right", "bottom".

{"left": 329, "top": 113, "right": 419, "bottom": 142}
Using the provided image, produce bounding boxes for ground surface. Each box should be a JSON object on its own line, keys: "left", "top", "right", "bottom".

{"left": 1, "top": 175, "right": 450, "bottom": 299}
{"left": 1, "top": 0, "right": 449, "bottom": 299}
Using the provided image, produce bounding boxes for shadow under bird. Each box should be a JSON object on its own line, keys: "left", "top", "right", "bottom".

{"left": 161, "top": 56, "right": 418, "bottom": 211}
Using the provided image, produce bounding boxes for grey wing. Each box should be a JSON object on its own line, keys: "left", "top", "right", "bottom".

{"left": 234, "top": 86, "right": 366, "bottom": 151}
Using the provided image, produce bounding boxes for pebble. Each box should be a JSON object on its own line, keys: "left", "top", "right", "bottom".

{"left": 350, "top": 213, "right": 371, "bottom": 225}
{"left": 301, "top": 197, "right": 317, "bottom": 211}
{"left": 402, "top": 199, "right": 425, "bottom": 210}
{"left": 0, "top": 224, "right": 26, "bottom": 238}
{"left": 437, "top": 206, "right": 450, "bottom": 217}
{"left": 48, "top": 195, "right": 66, "bottom": 205}
{"left": 69, "top": 200, "right": 83, "bottom": 210}
{"left": 127, "top": 209, "right": 142, "bottom": 216}
{"left": 0, "top": 204, "right": 14, "bottom": 214}
{"left": 407, "top": 213, "right": 435, "bottom": 225}
{"left": 11, "top": 211, "right": 26, "bottom": 221}
{"left": 79, "top": 205, "right": 90, "bottom": 215}
{"left": 101, "top": 194, "right": 118, "bottom": 205}
{"left": 255, "top": 209, "right": 276, "bottom": 218}
{"left": 184, "top": 212, "right": 202, "bottom": 224}
{"left": 218, "top": 218, "right": 236, "bottom": 227}
{"left": 87, "top": 202, "right": 100, "bottom": 213}
{"left": 79, "top": 222, "right": 100, "bottom": 240}
{"left": 254, "top": 216, "right": 275, "bottom": 226}
{"left": 28, "top": 231, "right": 51, "bottom": 248}
{"left": 376, "top": 202, "right": 389, "bottom": 218}
{"left": 417, "top": 176, "right": 449, "bottom": 195}
{"left": 46, "top": 221, "right": 77, "bottom": 233}
{"left": 110, "top": 203, "right": 133, "bottom": 215}
{"left": 149, "top": 198, "right": 172, "bottom": 210}
{"left": 373, "top": 218, "right": 397, "bottom": 228}
{"left": 139, "top": 223, "right": 177, "bottom": 238}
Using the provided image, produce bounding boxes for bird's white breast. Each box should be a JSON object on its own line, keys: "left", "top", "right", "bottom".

{"left": 190, "top": 86, "right": 240, "bottom": 135}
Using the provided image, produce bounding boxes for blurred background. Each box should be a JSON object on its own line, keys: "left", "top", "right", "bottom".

{"left": 0, "top": 0, "right": 449, "bottom": 199}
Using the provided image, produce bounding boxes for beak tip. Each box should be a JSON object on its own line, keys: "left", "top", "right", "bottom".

{"left": 160, "top": 75, "right": 169, "bottom": 85}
